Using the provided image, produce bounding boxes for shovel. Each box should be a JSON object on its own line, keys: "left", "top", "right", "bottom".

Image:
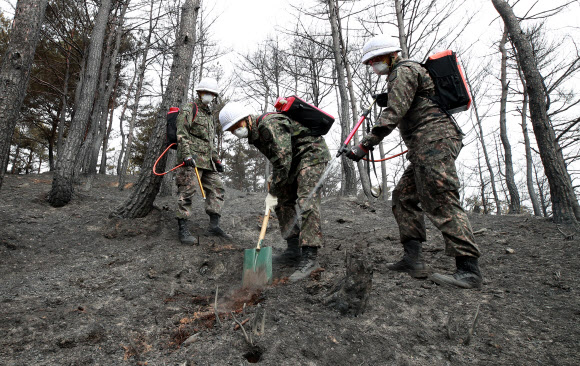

{"left": 242, "top": 208, "right": 273, "bottom": 288}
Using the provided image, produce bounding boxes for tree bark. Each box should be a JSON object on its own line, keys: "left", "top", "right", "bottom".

{"left": 116, "top": 68, "right": 136, "bottom": 177}
{"left": 324, "top": 251, "right": 373, "bottom": 316}
{"left": 47, "top": 0, "right": 112, "bottom": 206}
{"left": 55, "top": 46, "right": 72, "bottom": 169}
{"left": 492, "top": 0, "right": 580, "bottom": 223}
{"left": 327, "top": 0, "right": 356, "bottom": 195}
{"left": 98, "top": 1, "right": 129, "bottom": 176}
{"left": 476, "top": 148, "right": 488, "bottom": 214}
{"left": 81, "top": 20, "right": 116, "bottom": 189}
{"left": 111, "top": 0, "right": 201, "bottom": 218}
{"left": 394, "top": 0, "right": 410, "bottom": 59}
{"left": 83, "top": 0, "right": 128, "bottom": 190}
{"left": 498, "top": 28, "right": 521, "bottom": 214}
{"left": 335, "top": 8, "right": 372, "bottom": 198}
{"left": 534, "top": 163, "right": 549, "bottom": 217}
{"left": 519, "top": 78, "right": 542, "bottom": 216}
{"left": 0, "top": 0, "right": 49, "bottom": 189}
{"left": 100, "top": 71, "right": 120, "bottom": 175}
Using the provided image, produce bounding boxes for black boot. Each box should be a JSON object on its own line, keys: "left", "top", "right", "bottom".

{"left": 177, "top": 218, "right": 197, "bottom": 245}
{"left": 273, "top": 237, "right": 301, "bottom": 266}
{"left": 386, "top": 240, "right": 428, "bottom": 278}
{"left": 430, "top": 256, "right": 482, "bottom": 289}
{"left": 289, "top": 246, "right": 320, "bottom": 282}
{"left": 208, "top": 213, "right": 233, "bottom": 239}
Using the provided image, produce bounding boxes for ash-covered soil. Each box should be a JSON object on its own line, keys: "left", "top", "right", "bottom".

{"left": 1, "top": 173, "right": 578, "bottom": 366}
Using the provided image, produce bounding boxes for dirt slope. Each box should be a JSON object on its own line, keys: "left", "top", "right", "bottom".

{"left": 0, "top": 173, "right": 578, "bottom": 365}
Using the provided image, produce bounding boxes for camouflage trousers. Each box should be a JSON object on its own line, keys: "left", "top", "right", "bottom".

{"left": 175, "top": 166, "right": 225, "bottom": 220}
{"left": 274, "top": 163, "right": 326, "bottom": 248}
{"left": 392, "top": 138, "right": 480, "bottom": 258}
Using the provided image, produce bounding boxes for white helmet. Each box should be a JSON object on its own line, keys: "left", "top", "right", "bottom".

{"left": 361, "top": 34, "right": 402, "bottom": 65}
{"left": 195, "top": 78, "right": 219, "bottom": 95}
{"left": 219, "top": 102, "right": 252, "bottom": 131}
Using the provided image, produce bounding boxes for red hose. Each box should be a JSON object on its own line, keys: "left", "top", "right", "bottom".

{"left": 363, "top": 150, "right": 408, "bottom": 162}
{"left": 153, "top": 143, "right": 184, "bottom": 176}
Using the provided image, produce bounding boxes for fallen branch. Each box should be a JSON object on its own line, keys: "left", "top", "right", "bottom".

{"left": 233, "top": 318, "right": 250, "bottom": 331}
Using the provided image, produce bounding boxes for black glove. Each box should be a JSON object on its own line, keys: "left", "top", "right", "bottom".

{"left": 345, "top": 144, "right": 369, "bottom": 162}
{"left": 372, "top": 92, "right": 389, "bottom": 108}
{"left": 215, "top": 160, "right": 224, "bottom": 172}
{"left": 183, "top": 156, "right": 196, "bottom": 167}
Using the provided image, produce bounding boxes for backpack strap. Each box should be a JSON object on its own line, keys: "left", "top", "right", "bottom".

{"left": 256, "top": 112, "right": 279, "bottom": 125}
{"left": 391, "top": 59, "right": 420, "bottom": 73}
{"left": 191, "top": 102, "right": 198, "bottom": 122}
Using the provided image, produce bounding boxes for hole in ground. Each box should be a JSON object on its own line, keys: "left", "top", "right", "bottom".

{"left": 243, "top": 347, "right": 263, "bottom": 363}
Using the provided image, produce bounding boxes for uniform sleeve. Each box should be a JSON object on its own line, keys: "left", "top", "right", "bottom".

{"left": 176, "top": 103, "right": 193, "bottom": 160}
{"left": 259, "top": 119, "right": 292, "bottom": 196}
{"left": 362, "top": 65, "right": 419, "bottom": 149}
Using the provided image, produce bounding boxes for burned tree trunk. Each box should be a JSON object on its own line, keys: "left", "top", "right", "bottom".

{"left": 498, "top": 28, "right": 521, "bottom": 214}
{"left": 466, "top": 74, "right": 501, "bottom": 214}
{"left": 324, "top": 251, "right": 373, "bottom": 316}
{"left": 514, "top": 56, "right": 543, "bottom": 217}
{"left": 394, "top": 0, "right": 410, "bottom": 58}
{"left": 119, "top": 0, "right": 155, "bottom": 191}
{"left": 111, "top": 0, "right": 201, "bottom": 218}
{"left": 0, "top": 0, "right": 49, "bottom": 190}
{"left": 492, "top": 0, "right": 580, "bottom": 223}
{"left": 327, "top": 0, "right": 357, "bottom": 196}
{"left": 47, "top": 0, "right": 112, "bottom": 207}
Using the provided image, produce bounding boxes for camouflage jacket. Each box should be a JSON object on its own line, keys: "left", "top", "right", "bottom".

{"left": 247, "top": 113, "right": 331, "bottom": 196}
{"left": 361, "top": 57, "right": 461, "bottom": 155}
{"left": 176, "top": 99, "right": 218, "bottom": 171}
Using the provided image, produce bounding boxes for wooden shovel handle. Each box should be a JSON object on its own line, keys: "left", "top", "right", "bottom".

{"left": 256, "top": 209, "right": 270, "bottom": 250}
{"left": 194, "top": 167, "right": 206, "bottom": 199}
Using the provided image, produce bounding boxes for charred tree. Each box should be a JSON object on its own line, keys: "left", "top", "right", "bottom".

{"left": 466, "top": 73, "right": 501, "bottom": 214}
{"left": 498, "top": 28, "right": 521, "bottom": 214}
{"left": 324, "top": 250, "right": 373, "bottom": 316}
{"left": 47, "top": 0, "right": 113, "bottom": 207}
{"left": 0, "top": 0, "right": 49, "bottom": 190}
{"left": 116, "top": 68, "right": 136, "bottom": 177}
{"left": 111, "top": 0, "right": 201, "bottom": 218}
{"left": 327, "top": 0, "right": 357, "bottom": 195}
{"left": 335, "top": 9, "right": 373, "bottom": 199}
{"left": 83, "top": 2, "right": 128, "bottom": 190}
{"left": 394, "top": 0, "right": 410, "bottom": 58}
{"left": 518, "top": 73, "right": 542, "bottom": 216}
{"left": 91, "top": 0, "right": 129, "bottom": 178}
{"left": 492, "top": 0, "right": 580, "bottom": 223}
{"left": 119, "top": 0, "right": 156, "bottom": 191}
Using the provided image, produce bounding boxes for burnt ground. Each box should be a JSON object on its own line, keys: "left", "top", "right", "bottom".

{"left": 0, "top": 172, "right": 578, "bottom": 366}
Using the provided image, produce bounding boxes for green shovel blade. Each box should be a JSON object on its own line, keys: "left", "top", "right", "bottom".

{"left": 242, "top": 244, "right": 272, "bottom": 288}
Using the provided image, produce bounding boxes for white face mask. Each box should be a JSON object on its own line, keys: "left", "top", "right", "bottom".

{"left": 371, "top": 61, "right": 390, "bottom": 75}
{"left": 201, "top": 94, "right": 215, "bottom": 105}
{"left": 233, "top": 127, "right": 248, "bottom": 139}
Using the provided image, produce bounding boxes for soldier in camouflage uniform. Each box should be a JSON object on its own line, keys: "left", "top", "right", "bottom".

{"left": 175, "top": 78, "right": 232, "bottom": 244}
{"left": 346, "top": 34, "right": 482, "bottom": 289}
{"left": 219, "top": 103, "right": 331, "bottom": 282}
